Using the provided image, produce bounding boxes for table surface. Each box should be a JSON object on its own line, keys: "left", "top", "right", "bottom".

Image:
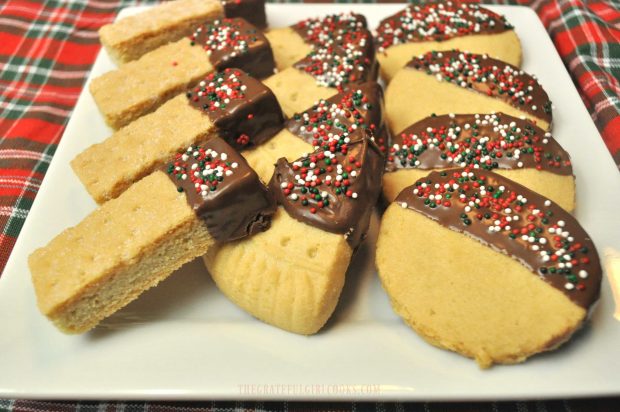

{"left": 0, "top": 0, "right": 619, "bottom": 410}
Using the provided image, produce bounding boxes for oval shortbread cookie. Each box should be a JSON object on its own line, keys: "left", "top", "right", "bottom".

{"left": 374, "top": 2, "right": 521, "bottom": 82}
{"left": 385, "top": 50, "right": 553, "bottom": 135}
{"left": 376, "top": 168, "right": 601, "bottom": 368}
{"left": 265, "top": 12, "right": 368, "bottom": 71}
{"left": 263, "top": 13, "right": 378, "bottom": 117}
{"left": 383, "top": 113, "right": 575, "bottom": 211}
{"left": 74, "top": 69, "right": 284, "bottom": 204}
{"left": 204, "top": 137, "right": 384, "bottom": 334}
{"left": 242, "top": 82, "right": 388, "bottom": 183}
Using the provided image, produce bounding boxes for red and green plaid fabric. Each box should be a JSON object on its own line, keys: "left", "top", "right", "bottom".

{"left": 0, "top": 0, "right": 619, "bottom": 410}
{"left": 0, "top": 0, "right": 159, "bottom": 275}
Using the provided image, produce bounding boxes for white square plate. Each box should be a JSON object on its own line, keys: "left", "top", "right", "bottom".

{"left": 1, "top": 4, "right": 619, "bottom": 401}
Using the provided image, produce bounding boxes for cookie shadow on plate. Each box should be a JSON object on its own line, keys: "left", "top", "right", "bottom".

{"left": 86, "top": 258, "right": 215, "bottom": 340}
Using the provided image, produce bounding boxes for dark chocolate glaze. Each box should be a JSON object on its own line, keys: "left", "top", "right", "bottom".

{"left": 163, "top": 136, "right": 277, "bottom": 242}
{"left": 288, "top": 13, "right": 378, "bottom": 88}
{"left": 270, "top": 137, "right": 384, "bottom": 248}
{"left": 189, "top": 18, "right": 274, "bottom": 79}
{"left": 293, "top": 29, "right": 378, "bottom": 88}
{"left": 221, "top": 0, "right": 267, "bottom": 29}
{"left": 374, "top": 2, "right": 513, "bottom": 52}
{"left": 186, "top": 68, "right": 284, "bottom": 151}
{"left": 407, "top": 50, "right": 553, "bottom": 127}
{"left": 395, "top": 168, "right": 601, "bottom": 309}
{"left": 286, "top": 82, "right": 390, "bottom": 153}
{"left": 290, "top": 13, "right": 368, "bottom": 43}
{"left": 386, "top": 113, "right": 572, "bottom": 175}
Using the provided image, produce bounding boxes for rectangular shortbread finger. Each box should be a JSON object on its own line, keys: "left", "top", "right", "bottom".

{"left": 93, "top": 17, "right": 274, "bottom": 130}
{"left": 99, "top": 0, "right": 224, "bottom": 65}
{"left": 90, "top": 39, "right": 213, "bottom": 130}
{"left": 29, "top": 171, "right": 216, "bottom": 334}
{"left": 73, "top": 94, "right": 214, "bottom": 204}
{"left": 32, "top": 136, "right": 276, "bottom": 334}
{"left": 75, "top": 69, "right": 284, "bottom": 204}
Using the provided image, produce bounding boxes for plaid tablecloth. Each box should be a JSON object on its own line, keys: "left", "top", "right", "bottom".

{"left": 0, "top": 0, "right": 619, "bottom": 410}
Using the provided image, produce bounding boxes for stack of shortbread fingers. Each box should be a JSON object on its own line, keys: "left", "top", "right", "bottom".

{"left": 29, "top": 0, "right": 601, "bottom": 370}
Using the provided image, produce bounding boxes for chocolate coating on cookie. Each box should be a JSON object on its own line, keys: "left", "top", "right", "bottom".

{"left": 186, "top": 68, "right": 284, "bottom": 150}
{"left": 290, "top": 12, "right": 368, "bottom": 44}
{"left": 386, "top": 113, "right": 571, "bottom": 175}
{"left": 286, "top": 82, "right": 389, "bottom": 153}
{"left": 407, "top": 51, "right": 552, "bottom": 127}
{"left": 270, "top": 137, "right": 384, "bottom": 248}
{"left": 288, "top": 13, "right": 378, "bottom": 88}
{"left": 163, "top": 137, "right": 276, "bottom": 242}
{"left": 189, "top": 18, "right": 274, "bottom": 78}
{"left": 395, "top": 168, "right": 601, "bottom": 308}
{"left": 375, "top": 2, "right": 512, "bottom": 52}
{"left": 221, "top": 0, "right": 267, "bottom": 29}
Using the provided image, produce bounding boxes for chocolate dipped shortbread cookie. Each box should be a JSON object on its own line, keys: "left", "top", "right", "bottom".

{"left": 30, "top": 137, "right": 276, "bottom": 334}
{"left": 376, "top": 168, "right": 601, "bottom": 368}
{"left": 99, "top": 0, "right": 267, "bottom": 65}
{"left": 385, "top": 51, "right": 553, "bottom": 135}
{"left": 92, "top": 18, "right": 275, "bottom": 130}
{"left": 74, "top": 69, "right": 284, "bottom": 204}
{"left": 204, "top": 137, "right": 383, "bottom": 334}
{"left": 383, "top": 113, "right": 575, "bottom": 211}
{"left": 374, "top": 2, "right": 521, "bottom": 82}
{"left": 263, "top": 13, "right": 378, "bottom": 117}
{"left": 242, "top": 82, "right": 388, "bottom": 183}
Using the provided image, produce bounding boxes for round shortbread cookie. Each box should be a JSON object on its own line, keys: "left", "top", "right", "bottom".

{"left": 385, "top": 50, "right": 552, "bottom": 135}
{"left": 382, "top": 113, "right": 575, "bottom": 211}
{"left": 376, "top": 168, "right": 601, "bottom": 368}
{"left": 375, "top": 2, "right": 521, "bottom": 82}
